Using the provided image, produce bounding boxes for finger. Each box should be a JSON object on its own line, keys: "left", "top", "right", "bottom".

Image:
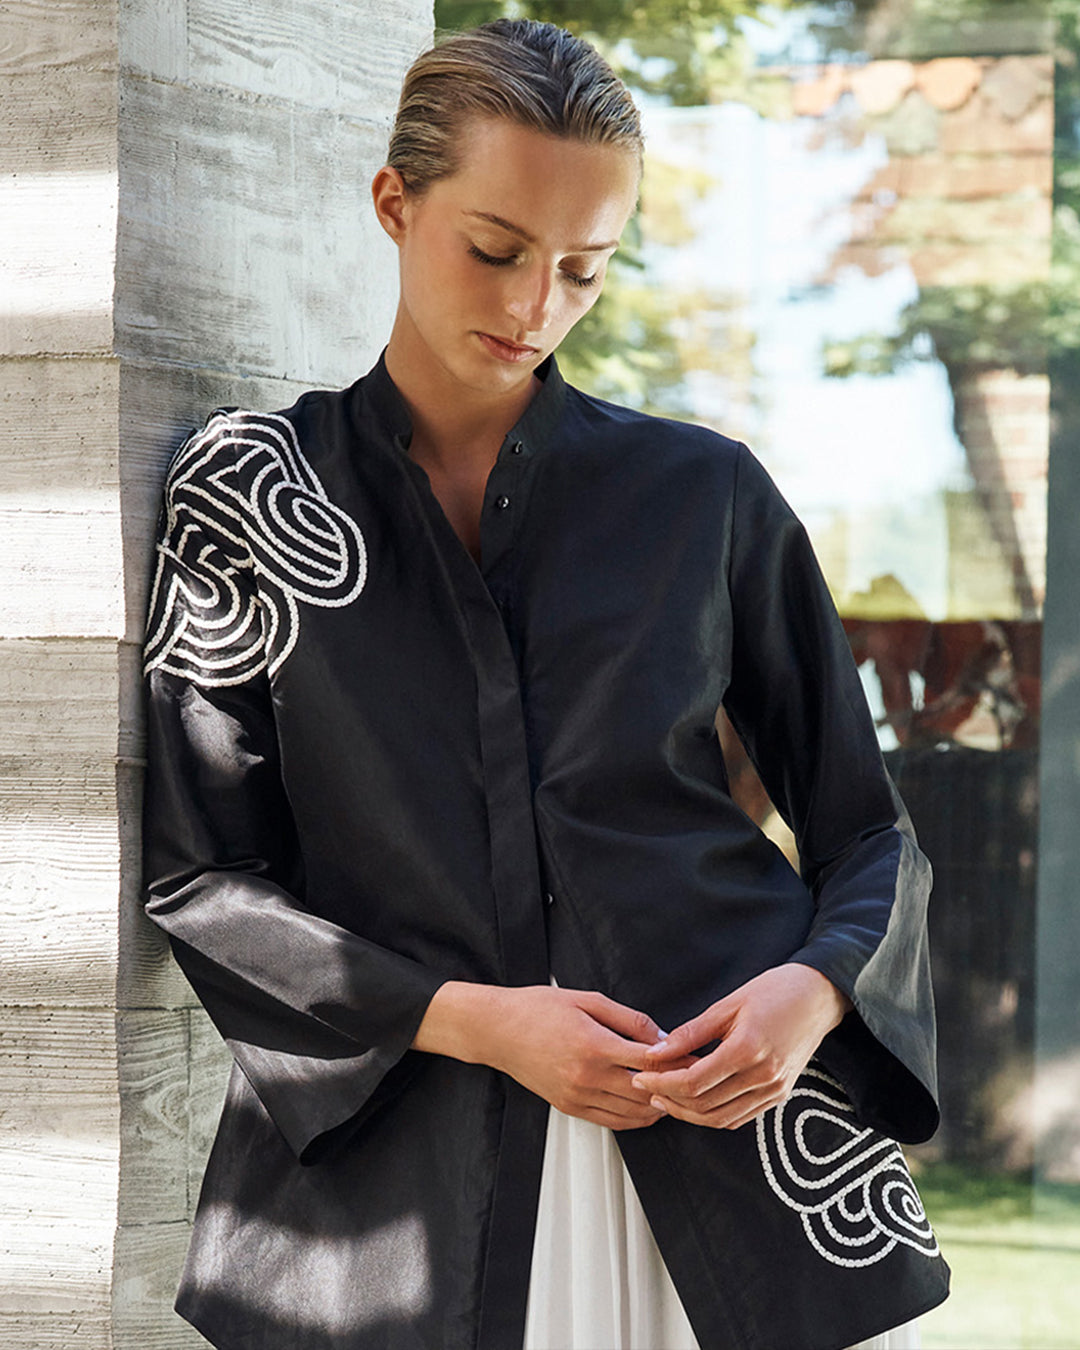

{"left": 632, "top": 1066, "right": 696, "bottom": 1097}
{"left": 627, "top": 1052, "right": 699, "bottom": 1081}
{"left": 593, "top": 1064, "right": 674, "bottom": 1106}
{"left": 646, "top": 1071, "right": 770, "bottom": 1115}
{"left": 632, "top": 1051, "right": 736, "bottom": 1100}
{"left": 579, "top": 992, "right": 665, "bottom": 1046}
{"left": 571, "top": 1087, "right": 667, "bottom": 1126}
{"left": 635, "top": 1041, "right": 783, "bottom": 1107}
{"left": 597, "top": 1088, "right": 666, "bottom": 1119}
{"left": 643, "top": 1001, "right": 733, "bottom": 1060}
{"left": 629, "top": 1058, "right": 712, "bottom": 1101}
{"left": 556, "top": 1055, "right": 668, "bottom": 1112}
{"left": 591, "top": 1025, "right": 678, "bottom": 1075}
{"left": 649, "top": 1082, "right": 782, "bottom": 1130}
{"left": 580, "top": 1106, "right": 665, "bottom": 1130}
{"left": 642, "top": 1017, "right": 783, "bottom": 1092}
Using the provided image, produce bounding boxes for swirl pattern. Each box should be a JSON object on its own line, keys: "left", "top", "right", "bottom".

{"left": 757, "top": 1065, "right": 939, "bottom": 1268}
{"left": 145, "top": 411, "right": 367, "bottom": 687}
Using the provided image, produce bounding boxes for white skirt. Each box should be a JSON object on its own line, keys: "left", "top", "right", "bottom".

{"left": 523, "top": 1105, "right": 921, "bottom": 1350}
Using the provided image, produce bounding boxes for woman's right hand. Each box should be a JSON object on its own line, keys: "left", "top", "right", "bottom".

{"left": 412, "top": 981, "right": 674, "bottom": 1129}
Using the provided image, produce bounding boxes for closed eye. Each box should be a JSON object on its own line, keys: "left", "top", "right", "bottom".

{"left": 469, "top": 243, "right": 599, "bottom": 289}
{"left": 469, "top": 243, "right": 514, "bottom": 267}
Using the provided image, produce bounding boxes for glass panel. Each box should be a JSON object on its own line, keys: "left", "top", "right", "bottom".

{"left": 435, "top": 3, "right": 1080, "bottom": 1343}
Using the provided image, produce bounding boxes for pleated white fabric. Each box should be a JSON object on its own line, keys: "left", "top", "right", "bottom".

{"left": 523, "top": 1105, "right": 922, "bottom": 1350}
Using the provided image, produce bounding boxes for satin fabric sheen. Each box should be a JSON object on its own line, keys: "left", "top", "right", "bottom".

{"left": 525, "top": 1107, "right": 921, "bottom": 1350}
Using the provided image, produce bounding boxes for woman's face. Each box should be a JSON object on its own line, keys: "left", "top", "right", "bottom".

{"left": 376, "top": 118, "right": 640, "bottom": 400}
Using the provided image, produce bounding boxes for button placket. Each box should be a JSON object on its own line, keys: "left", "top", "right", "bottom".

{"left": 479, "top": 436, "right": 529, "bottom": 573}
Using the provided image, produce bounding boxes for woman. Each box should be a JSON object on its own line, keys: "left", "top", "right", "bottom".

{"left": 143, "top": 18, "right": 949, "bottom": 1350}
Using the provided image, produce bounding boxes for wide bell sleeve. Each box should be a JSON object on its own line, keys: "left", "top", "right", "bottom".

{"left": 141, "top": 416, "right": 447, "bottom": 1163}
{"left": 722, "top": 444, "right": 938, "bottom": 1144}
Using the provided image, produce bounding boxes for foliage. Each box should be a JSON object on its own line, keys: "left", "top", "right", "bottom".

{"left": 806, "top": 0, "right": 1055, "bottom": 63}
{"left": 434, "top": 0, "right": 798, "bottom": 108}
{"left": 822, "top": 0, "right": 1080, "bottom": 382}
{"left": 434, "top": 0, "right": 1077, "bottom": 411}
{"left": 434, "top": 0, "right": 770, "bottom": 414}
{"left": 557, "top": 275, "right": 755, "bottom": 417}
{"left": 822, "top": 276, "right": 1079, "bottom": 379}
{"left": 1051, "top": 0, "right": 1080, "bottom": 322}
{"left": 555, "top": 147, "right": 754, "bottom": 415}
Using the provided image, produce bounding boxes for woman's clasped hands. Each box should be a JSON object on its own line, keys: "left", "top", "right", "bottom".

{"left": 415, "top": 981, "right": 686, "bottom": 1130}
{"left": 632, "top": 963, "right": 853, "bottom": 1131}
{"left": 414, "top": 964, "right": 851, "bottom": 1132}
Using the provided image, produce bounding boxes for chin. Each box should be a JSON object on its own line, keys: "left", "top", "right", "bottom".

{"left": 458, "top": 345, "right": 543, "bottom": 391}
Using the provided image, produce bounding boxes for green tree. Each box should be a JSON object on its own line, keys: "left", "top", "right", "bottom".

{"left": 434, "top": 0, "right": 781, "bottom": 414}
{"left": 436, "top": 0, "right": 788, "bottom": 106}
{"left": 819, "top": 0, "right": 1076, "bottom": 380}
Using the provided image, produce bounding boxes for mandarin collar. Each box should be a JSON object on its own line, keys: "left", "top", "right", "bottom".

{"left": 358, "top": 349, "right": 567, "bottom": 457}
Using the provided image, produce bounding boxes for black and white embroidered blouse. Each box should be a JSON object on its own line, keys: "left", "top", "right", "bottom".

{"left": 142, "top": 354, "right": 950, "bottom": 1350}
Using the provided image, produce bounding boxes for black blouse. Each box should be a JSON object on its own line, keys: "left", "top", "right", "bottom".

{"left": 143, "top": 354, "right": 949, "bottom": 1349}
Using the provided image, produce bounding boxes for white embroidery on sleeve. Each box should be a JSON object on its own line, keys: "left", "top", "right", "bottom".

{"left": 757, "top": 1065, "right": 939, "bottom": 1268}
{"left": 144, "top": 411, "right": 367, "bottom": 688}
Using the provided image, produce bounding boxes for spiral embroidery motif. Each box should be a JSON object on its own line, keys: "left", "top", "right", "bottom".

{"left": 757, "top": 1065, "right": 938, "bottom": 1268}
{"left": 144, "top": 411, "right": 367, "bottom": 687}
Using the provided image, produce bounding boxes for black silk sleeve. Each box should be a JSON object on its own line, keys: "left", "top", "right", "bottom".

{"left": 141, "top": 424, "right": 446, "bottom": 1163}
{"left": 722, "top": 445, "right": 939, "bottom": 1144}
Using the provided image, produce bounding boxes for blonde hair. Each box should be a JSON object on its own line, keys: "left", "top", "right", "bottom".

{"left": 387, "top": 19, "right": 643, "bottom": 194}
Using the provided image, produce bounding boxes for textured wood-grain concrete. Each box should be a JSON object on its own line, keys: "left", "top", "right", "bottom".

{"left": 0, "top": 1008, "right": 119, "bottom": 1345}
{"left": 0, "top": 637, "right": 123, "bottom": 1008}
{"left": 0, "top": 0, "right": 116, "bottom": 72}
{"left": 117, "top": 76, "right": 401, "bottom": 384}
{"left": 0, "top": 0, "right": 118, "bottom": 357}
{"left": 0, "top": 360, "right": 124, "bottom": 637}
{"left": 2, "top": 0, "right": 431, "bottom": 1343}
{"left": 186, "top": 0, "right": 429, "bottom": 117}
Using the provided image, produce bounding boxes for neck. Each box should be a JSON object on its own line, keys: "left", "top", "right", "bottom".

{"left": 384, "top": 325, "right": 540, "bottom": 472}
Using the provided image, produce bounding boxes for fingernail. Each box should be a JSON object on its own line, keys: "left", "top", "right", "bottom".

{"left": 650, "top": 1097, "right": 668, "bottom": 1113}
{"left": 631, "top": 1074, "right": 644, "bottom": 1089}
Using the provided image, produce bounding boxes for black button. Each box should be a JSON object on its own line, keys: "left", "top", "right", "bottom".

{"left": 495, "top": 494, "right": 511, "bottom": 510}
{"left": 510, "top": 440, "right": 524, "bottom": 455}
{"left": 545, "top": 892, "right": 555, "bottom": 907}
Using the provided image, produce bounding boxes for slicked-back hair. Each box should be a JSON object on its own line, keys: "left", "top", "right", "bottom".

{"left": 387, "top": 19, "right": 643, "bottom": 194}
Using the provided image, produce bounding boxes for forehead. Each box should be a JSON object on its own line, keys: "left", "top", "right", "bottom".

{"left": 438, "top": 117, "right": 640, "bottom": 245}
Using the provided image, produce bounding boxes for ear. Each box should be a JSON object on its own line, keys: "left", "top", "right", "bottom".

{"left": 372, "top": 165, "right": 411, "bottom": 244}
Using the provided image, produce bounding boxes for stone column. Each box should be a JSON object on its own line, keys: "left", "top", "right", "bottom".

{"left": 0, "top": 2, "right": 430, "bottom": 1343}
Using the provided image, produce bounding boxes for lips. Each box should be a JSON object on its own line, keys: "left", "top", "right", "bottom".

{"left": 476, "top": 332, "right": 541, "bottom": 363}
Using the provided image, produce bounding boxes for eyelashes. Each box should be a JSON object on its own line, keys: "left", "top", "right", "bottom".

{"left": 468, "top": 244, "right": 512, "bottom": 268}
{"left": 467, "top": 243, "right": 598, "bottom": 289}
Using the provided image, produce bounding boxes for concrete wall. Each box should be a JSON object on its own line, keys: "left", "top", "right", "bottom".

{"left": 0, "top": 1, "right": 430, "bottom": 1343}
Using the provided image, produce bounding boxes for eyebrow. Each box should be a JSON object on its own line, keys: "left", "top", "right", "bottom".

{"left": 464, "top": 210, "right": 620, "bottom": 254}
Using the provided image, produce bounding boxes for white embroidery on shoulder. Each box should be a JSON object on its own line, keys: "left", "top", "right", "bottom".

{"left": 757, "top": 1065, "right": 939, "bottom": 1268}
{"left": 144, "top": 411, "right": 367, "bottom": 687}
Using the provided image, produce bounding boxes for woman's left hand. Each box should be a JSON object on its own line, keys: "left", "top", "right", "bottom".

{"left": 630, "top": 963, "right": 852, "bottom": 1130}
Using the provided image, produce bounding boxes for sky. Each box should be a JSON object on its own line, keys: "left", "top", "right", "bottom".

{"left": 639, "top": 97, "right": 973, "bottom": 621}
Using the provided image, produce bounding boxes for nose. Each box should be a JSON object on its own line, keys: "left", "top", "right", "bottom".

{"left": 505, "top": 264, "right": 554, "bottom": 335}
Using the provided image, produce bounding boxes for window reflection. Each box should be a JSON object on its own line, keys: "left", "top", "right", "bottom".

{"left": 436, "top": 2, "right": 1080, "bottom": 1343}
